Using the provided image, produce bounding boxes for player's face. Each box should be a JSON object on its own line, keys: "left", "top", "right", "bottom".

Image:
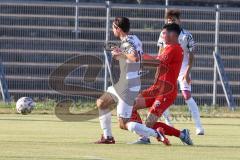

{"left": 162, "top": 28, "right": 167, "bottom": 40}
{"left": 164, "top": 30, "right": 177, "bottom": 44}
{"left": 112, "top": 23, "right": 120, "bottom": 37}
{"left": 164, "top": 30, "right": 171, "bottom": 44}
{"left": 167, "top": 18, "right": 180, "bottom": 25}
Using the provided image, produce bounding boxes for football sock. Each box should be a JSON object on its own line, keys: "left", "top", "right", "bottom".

{"left": 186, "top": 97, "right": 202, "bottom": 129}
{"left": 152, "top": 122, "right": 180, "bottom": 137}
{"left": 162, "top": 108, "right": 172, "bottom": 125}
{"left": 127, "top": 122, "right": 158, "bottom": 138}
{"left": 99, "top": 108, "right": 112, "bottom": 139}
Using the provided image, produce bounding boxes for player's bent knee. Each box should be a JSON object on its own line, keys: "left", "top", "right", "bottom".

{"left": 97, "top": 93, "right": 115, "bottom": 109}
{"left": 118, "top": 118, "right": 130, "bottom": 130}
{"left": 126, "top": 122, "right": 136, "bottom": 132}
{"left": 145, "top": 121, "right": 155, "bottom": 128}
{"left": 133, "top": 99, "right": 141, "bottom": 110}
{"left": 133, "top": 95, "right": 146, "bottom": 110}
{"left": 145, "top": 113, "right": 159, "bottom": 128}
{"left": 182, "top": 90, "right": 191, "bottom": 100}
{"left": 119, "top": 123, "right": 126, "bottom": 130}
{"left": 96, "top": 99, "right": 104, "bottom": 108}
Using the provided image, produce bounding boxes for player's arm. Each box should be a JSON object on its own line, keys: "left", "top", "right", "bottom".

{"left": 157, "top": 30, "right": 165, "bottom": 56}
{"left": 157, "top": 40, "right": 165, "bottom": 56}
{"left": 183, "top": 34, "right": 196, "bottom": 84}
{"left": 125, "top": 50, "right": 139, "bottom": 62}
{"left": 142, "top": 54, "right": 160, "bottom": 66}
{"left": 185, "top": 52, "right": 194, "bottom": 76}
{"left": 112, "top": 49, "right": 139, "bottom": 62}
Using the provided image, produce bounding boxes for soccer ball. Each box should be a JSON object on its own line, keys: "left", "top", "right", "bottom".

{"left": 16, "top": 97, "right": 35, "bottom": 115}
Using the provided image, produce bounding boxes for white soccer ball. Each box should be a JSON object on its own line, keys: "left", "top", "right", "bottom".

{"left": 16, "top": 97, "right": 35, "bottom": 115}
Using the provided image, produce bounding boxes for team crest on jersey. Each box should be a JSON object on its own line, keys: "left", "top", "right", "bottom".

{"left": 162, "top": 54, "right": 168, "bottom": 61}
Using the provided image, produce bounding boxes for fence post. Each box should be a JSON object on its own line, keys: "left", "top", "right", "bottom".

{"left": 73, "top": 0, "right": 80, "bottom": 39}
{"left": 104, "top": 1, "right": 111, "bottom": 91}
{"left": 165, "top": 0, "right": 169, "bottom": 23}
{"left": 0, "top": 61, "right": 11, "bottom": 103}
{"left": 213, "top": 4, "right": 220, "bottom": 106}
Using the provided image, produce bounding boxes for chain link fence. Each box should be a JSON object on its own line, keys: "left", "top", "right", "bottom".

{"left": 0, "top": 1, "right": 239, "bottom": 106}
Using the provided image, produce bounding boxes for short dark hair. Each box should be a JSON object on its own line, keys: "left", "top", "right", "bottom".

{"left": 162, "top": 23, "right": 181, "bottom": 36}
{"left": 165, "top": 9, "right": 181, "bottom": 20}
{"left": 113, "top": 17, "right": 130, "bottom": 33}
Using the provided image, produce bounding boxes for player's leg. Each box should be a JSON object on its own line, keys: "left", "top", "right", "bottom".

{"left": 147, "top": 98, "right": 183, "bottom": 140}
{"left": 135, "top": 96, "right": 193, "bottom": 145}
{"left": 118, "top": 117, "right": 170, "bottom": 145}
{"left": 162, "top": 108, "right": 173, "bottom": 127}
{"left": 131, "top": 96, "right": 174, "bottom": 144}
{"left": 179, "top": 79, "right": 204, "bottom": 135}
{"left": 95, "top": 91, "right": 116, "bottom": 144}
{"left": 117, "top": 98, "right": 170, "bottom": 145}
{"left": 128, "top": 94, "right": 151, "bottom": 144}
{"left": 129, "top": 94, "right": 148, "bottom": 124}
{"left": 130, "top": 92, "right": 156, "bottom": 123}
{"left": 130, "top": 93, "right": 156, "bottom": 144}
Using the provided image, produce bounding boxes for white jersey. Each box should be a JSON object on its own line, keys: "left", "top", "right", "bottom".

{"left": 107, "top": 34, "right": 143, "bottom": 118}
{"left": 120, "top": 35, "right": 143, "bottom": 80}
{"left": 157, "top": 29, "right": 196, "bottom": 78}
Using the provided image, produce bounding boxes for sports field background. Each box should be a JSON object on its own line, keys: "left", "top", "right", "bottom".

{"left": 0, "top": 113, "right": 240, "bottom": 160}
{"left": 0, "top": 103, "right": 240, "bottom": 160}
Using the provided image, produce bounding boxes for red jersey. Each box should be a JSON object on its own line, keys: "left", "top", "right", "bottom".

{"left": 153, "top": 44, "right": 183, "bottom": 97}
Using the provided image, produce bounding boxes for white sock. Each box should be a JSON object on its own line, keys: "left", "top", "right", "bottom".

{"left": 127, "top": 122, "right": 158, "bottom": 138}
{"left": 162, "top": 108, "right": 172, "bottom": 126}
{"left": 186, "top": 97, "right": 202, "bottom": 129}
{"left": 99, "top": 108, "right": 112, "bottom": 138}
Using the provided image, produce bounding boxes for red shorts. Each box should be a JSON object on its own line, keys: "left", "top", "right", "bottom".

{"left": 141, "top": 85, "right": 177, "bottom": 117}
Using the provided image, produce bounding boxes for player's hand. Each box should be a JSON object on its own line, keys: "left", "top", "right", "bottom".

{"left": 183, "top": 73, "right": 191, "bottom": 84}
{"left": 111, "top": 48, "right": 122, "bottom": 56}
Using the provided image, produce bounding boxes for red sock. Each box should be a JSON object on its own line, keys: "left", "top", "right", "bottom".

{"left": 153, "top": 122, "right": 180, "bottom": 137}
{"left": 130, "top": 110, "right": 142, "bottom": 124}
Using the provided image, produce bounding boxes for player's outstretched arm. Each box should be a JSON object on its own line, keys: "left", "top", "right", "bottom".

{"left": 142, "top": 54, "right": 160, "bottom": 66}
{"left": 111, "top": 49, "right": 139, "bottom": 62}
{"left": 125, "top": 50, "right": 139, "bottom": 62}
{"left": 183, "top": 52, "right": 194, "bottom": 84}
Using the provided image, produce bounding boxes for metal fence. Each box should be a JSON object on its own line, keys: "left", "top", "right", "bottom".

{"left": 0, "top": 1, "right": 239, "bottom": 106}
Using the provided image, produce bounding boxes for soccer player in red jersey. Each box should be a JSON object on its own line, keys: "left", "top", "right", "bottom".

{"left": 130, "top": 23, "right": 193, "bottom": 145}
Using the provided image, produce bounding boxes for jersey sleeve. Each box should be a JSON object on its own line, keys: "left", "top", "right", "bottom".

{"left": 122, "top": 36, "right": 143, "bottom": 60}
{"left": 121, "top": 41, "right": 136, "bottom": 54}
{"left": 184, "top": 33, "right": 196, "bottom": 53}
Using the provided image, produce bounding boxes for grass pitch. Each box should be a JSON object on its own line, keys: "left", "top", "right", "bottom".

{"left": 0, "top": 112, "right": 240, "bottom": 160}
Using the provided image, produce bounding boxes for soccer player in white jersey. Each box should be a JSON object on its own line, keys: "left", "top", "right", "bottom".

{"left": 157, "top": 9, "right": 204, "bottom": 135}
{"left": 95, "top": 17, "right": 169, "bottom": 145}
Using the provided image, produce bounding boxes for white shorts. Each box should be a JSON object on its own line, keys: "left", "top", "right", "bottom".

{"left": 107, "top": 85, "right": 140, "bottom": 118}
{"left": 178, "top": 75, "right": 191, "bottom": 91}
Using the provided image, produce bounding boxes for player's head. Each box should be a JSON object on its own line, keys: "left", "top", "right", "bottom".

{"left": 165, "top": 9, "right": 181, "bottom": 25}
{"left": 112, "top": 17, "right": 130, "bottom": 38}
{"left": 162, "top": 23, "right": 181, "bottom": 44}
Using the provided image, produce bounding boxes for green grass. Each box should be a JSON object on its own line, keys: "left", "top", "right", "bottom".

{"left": 1, "top": 101, "right": 240, "bottom": 117}
{"left": 0, "top": 113, "right": 240, "bottom": 160}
